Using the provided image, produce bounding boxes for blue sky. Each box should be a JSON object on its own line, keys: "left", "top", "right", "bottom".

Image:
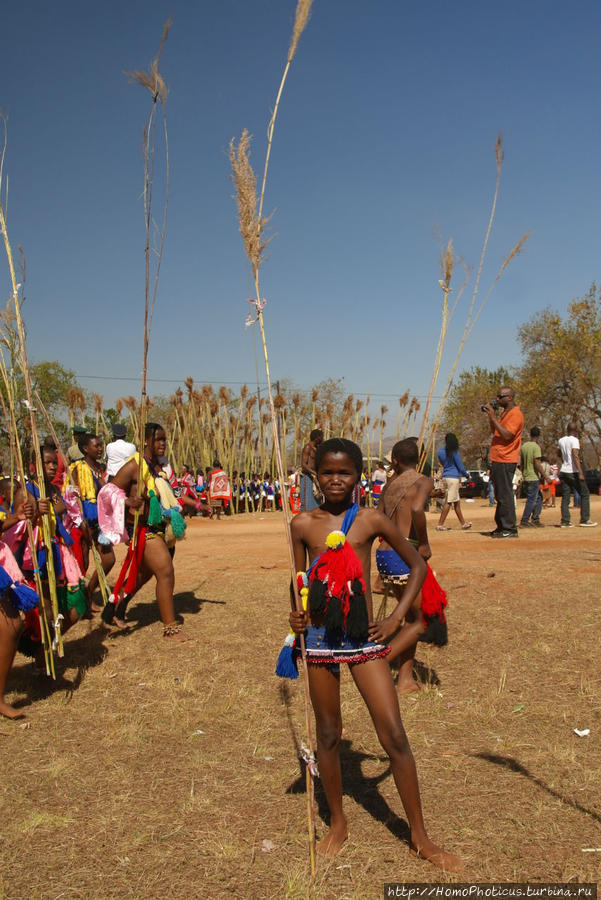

{"left": 0, "top": 0, "right": 599, "bottom": 415}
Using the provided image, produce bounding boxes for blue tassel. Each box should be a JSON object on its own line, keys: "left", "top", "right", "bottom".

{"left": 275, "top": 634, "right": 298, "bottom": 679}
{"left": 0, "top": 565, "right": 40, "bottom": 611}
{"left": 83, "top": 499, "right": 99, "bottom": 523}
{"left": 10, "top": 582, "right": 40, "bottom": 612}
{"left": 0, "top": 567, "right": 12, "bottom": 592}
{"left": 169, "top": 508, "right": 187, "bottom": 539}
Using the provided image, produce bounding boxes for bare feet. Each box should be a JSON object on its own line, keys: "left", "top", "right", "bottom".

{"left": 162, "top": 628, "right": 193, "bottom": 643}
{"left": 0, "top": 698, "right": 25, "bottom": 719}
{"left": 111, "top": 617, "right": 128, "bottom": 631}
{"left": 316, "top": 821, "right": 348, "bottom": 857}
{"left": 90, "top": 601, "right": 103, "bottom": 614}
{"left": 410, "top": 838, "right": 463, "bottom": 872}
{"left": 397, "top": 678, "right": 420, "bottom": 696}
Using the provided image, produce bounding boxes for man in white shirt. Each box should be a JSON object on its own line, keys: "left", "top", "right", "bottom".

{"left": 557, "top": 422, "right": 596, "bottom": 527}
{"left": 105, "top": 423, "right": 137, "bottom": 480}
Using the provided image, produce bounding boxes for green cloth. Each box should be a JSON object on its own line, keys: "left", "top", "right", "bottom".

{"left": 521, "top": 440, "right": 541, "bottom": 482}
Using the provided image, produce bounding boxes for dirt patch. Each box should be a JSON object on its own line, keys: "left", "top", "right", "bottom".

{"left": 1, "top": 498, "right": 600, "bottom": 898}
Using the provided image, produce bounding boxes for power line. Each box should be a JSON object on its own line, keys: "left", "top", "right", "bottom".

{"left": 74, "top": 373, "right": 445, "bottom": 401}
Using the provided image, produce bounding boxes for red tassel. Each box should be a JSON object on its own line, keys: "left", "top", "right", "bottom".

{"left": 420, "top": 565, "right": 447, "bottom": 625}
{"left": 112, "top": 527, "right": 147, "bottom": 600}
{"left": 24, "top": 607, "right": 42, "bottom": 643}
{"left": 70, "top": 526, "right": 85, "bottom": 575}
{"left": 309, "top": 540, "right": 366, "bottom": 623}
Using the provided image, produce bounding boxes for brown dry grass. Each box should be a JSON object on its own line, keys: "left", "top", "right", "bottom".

{"left": 2, "top": 498, "right": 601, "bottom": 898}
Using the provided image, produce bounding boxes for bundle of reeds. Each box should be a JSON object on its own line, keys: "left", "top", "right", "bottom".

{"left": 0, "top": 117, "right": 62, "bottom": 671}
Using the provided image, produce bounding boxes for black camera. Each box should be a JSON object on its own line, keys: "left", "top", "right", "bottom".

{"left": 481, "top": 399, "right": 499, "bottom": 413}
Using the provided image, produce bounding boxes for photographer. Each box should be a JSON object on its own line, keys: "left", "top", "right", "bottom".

{"left": 482, "top": 386, "right": 524, "bottom": 538}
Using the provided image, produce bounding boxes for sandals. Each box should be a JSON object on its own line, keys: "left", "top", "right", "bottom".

{"left": 461, "top": 522, "right": 472, "bottom": 530}
{"left": 436, "top": 525, "right": 451, "bottom": 531}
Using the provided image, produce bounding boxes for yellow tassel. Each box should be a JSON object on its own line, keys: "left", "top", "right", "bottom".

{"left": 325, "top": 530, "right": 345, "bottom": 549}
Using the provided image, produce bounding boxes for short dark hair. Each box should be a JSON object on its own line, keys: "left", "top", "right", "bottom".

{"left": 391, "top": 439, "right": 419, "bottom": 466}
{"left": 77, "top": 433, "right": 97, "bottom": 453}
{"left": 315, "top": 438, "right": 362, "bottom": 481}
{"left": 530, "top": 426, "right": 541, "bottom": 438}
{"left": 310, "top": 428, "right": 323, "bottom": 442}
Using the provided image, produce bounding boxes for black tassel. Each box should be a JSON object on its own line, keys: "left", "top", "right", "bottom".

{"left": 114, "top": 596, "right": 131, "bottom": 621}
{"left": 309, "top": 579, "right": 328, "bottom": 615}
{"left": 101, "top": 602, "right": 115, "bottom": 625}
{"left": 17, "top": 632, "right": 40, "bottom": 658}
{"left": 345, "top": 580, "right": 369, "bottom": 641}
{"left": 419, "top": 615, "right": 448, "bottom": 647}
{"left": 324, "top": 596, "right": 345, "bottom": 640}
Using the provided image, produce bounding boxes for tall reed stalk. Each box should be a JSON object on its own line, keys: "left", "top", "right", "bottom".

{"left": 229, "top": 0, "right": 316, "bottom": 871}
{"left": 124, "top": 19, "right": 171, "bottom": 511}
{"left": 418, "top": 135, "right": 530, "bottom": 467}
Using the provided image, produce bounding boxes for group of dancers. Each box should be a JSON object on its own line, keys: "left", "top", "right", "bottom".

{"left": 0, "top": 420, "right": 213, "bottom": 720}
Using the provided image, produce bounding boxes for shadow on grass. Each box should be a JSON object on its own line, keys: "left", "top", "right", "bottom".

{"left": 118, "top": 590, "right": 226, "bottom": 631}
{"left": 278, "top": 681, "right": 411, "bottom": 844}
{"left": 474, "top": 753, "right": 601, "bottom": 824}
{"left": 9, "top": 625, "right": 109, "bottom": 710}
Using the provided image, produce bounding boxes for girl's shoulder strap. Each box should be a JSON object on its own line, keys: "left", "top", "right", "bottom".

{"left": 341, "top": 503, "right": 359, "bottom": 534}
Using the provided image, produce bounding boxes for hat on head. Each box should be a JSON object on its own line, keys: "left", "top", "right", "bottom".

{"left": 72, "top": 426, "right": 87, "bottom": 435}
{"left": 112, "top": 423, "right": 127, "bottom": 439}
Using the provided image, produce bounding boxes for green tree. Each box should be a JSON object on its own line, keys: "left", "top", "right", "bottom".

{"left": 516, "top": 283, "right": 601, "bottom": 464}
{"left": 0, "top": 360, "right": 78, "bottom": 462}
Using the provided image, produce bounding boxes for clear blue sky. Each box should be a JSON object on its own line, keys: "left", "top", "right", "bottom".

{"left": 1, "top": 0, "right": 599, "bottom": 414}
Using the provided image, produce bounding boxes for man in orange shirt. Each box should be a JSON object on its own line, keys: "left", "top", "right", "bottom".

{"left": 483, "top": 385, "right": 524, "bottom": 538}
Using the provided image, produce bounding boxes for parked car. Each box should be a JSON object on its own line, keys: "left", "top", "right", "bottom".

{"left": 459, "top": 470, "right": 488, "bottom": 499}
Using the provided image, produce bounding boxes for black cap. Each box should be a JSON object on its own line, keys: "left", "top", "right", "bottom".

{"left": 112, "top": 423, "right": 127, "bottom": 438}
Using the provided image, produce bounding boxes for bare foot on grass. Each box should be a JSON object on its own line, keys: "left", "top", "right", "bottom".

{"left": 162, "top": 629, "right": 193, "bottom": 643}
{"left": 397, "top": 678, "right": 420, "bottom": 696}
{"left": 410, "top": 838, "right": 463, "bottom": 872}
{"left": 0, "top": 698, "right": 25, "bottom": 719}
{"left": 316, "top": 821, "right": 348, "bottom": 857}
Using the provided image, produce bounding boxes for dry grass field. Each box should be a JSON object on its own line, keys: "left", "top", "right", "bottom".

{"left": 1, "top": 497, "right": 600, "bottom": 899}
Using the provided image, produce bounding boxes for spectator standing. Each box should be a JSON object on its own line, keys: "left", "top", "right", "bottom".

{"left": 520, "top": 427, "right": 547, "bottom": 527}
{"left": 436, "top": 433, "right": 471, "bottom": 531}
{"left": 558, "top": 423, "right": 597, "bottom": 527}
{"left": 67, "top": 425, "right": 87, "bottom": 463}
{"left": 484, "top": 386, "right": 524, "bottom": 538}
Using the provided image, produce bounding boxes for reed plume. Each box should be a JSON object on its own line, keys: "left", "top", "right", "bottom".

{"left": 125, "top": 20, "right": 171, "bottom": 510}
{"left": 229, "top": 0, "right": 316, "bottom": 870}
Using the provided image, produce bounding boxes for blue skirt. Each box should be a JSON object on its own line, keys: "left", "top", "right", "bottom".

{"left": 304, "top": 624, "right": 389, "bottom": 671}
{"left": 376, "top": 548, "right": 410, "bottom": 584}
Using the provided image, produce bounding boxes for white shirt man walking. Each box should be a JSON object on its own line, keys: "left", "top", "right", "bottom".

{"left": 558, "top": 422, "right": 596, "bottom": 527}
